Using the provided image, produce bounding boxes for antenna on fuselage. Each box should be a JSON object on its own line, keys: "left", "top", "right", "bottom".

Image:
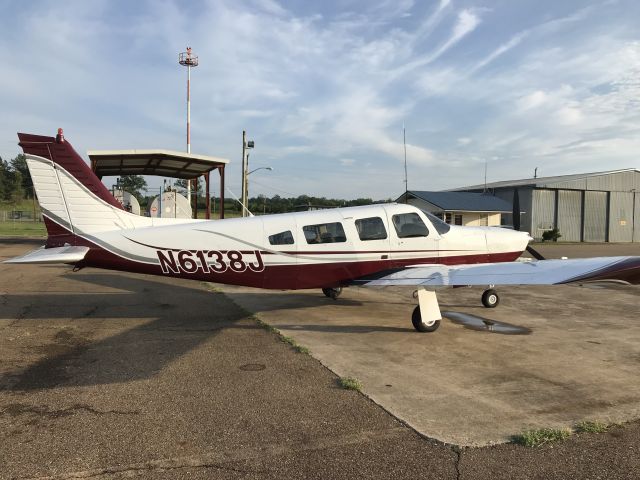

{"left": 225, "top": 186, "right": 254, "bottom": 217}
{"left": 483, "top": 160, "right": 488, "bottom": 193}
{"left": 403, "top": 123, "right": 408, "bottom": 204}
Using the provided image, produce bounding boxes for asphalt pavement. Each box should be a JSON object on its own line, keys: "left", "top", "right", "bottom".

{"left": 1, "top": 239, "right": 640, "bottom": 479}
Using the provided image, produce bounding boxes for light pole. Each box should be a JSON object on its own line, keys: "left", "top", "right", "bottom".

{"left": 241, "top": 131, "right": 254, "bottom": 217}
{"left": 179, "top": 47, "right": 198, "bottom": 216}
{"left": 245, "top": 167, "right": 272, "bottom": 215}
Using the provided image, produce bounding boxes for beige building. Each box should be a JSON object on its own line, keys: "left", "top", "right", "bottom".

{"left": 396, "top": 191, "right": 512, "bottom": 227}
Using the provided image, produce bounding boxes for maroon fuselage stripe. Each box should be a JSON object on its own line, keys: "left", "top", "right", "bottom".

{"left": 43, "top": 217, "right": 522, "bottom": 289}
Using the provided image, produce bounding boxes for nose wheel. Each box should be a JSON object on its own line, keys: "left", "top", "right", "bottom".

{"left": 411, "top": 306, "right": 441, "bottom": 332}
{"left": 322, "top": 287, "right": 342, "bottom": 300}
{"left": 481, "top": 288, "right": 500, "bottom": 308}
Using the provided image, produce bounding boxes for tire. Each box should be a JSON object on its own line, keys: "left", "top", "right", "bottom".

{"left": 411, "top": 305, "right": 441, "bottom": 332}
{"left": 322, "top": 287, "right": 342, "bottom": 299}
{"left": 481, "top": 289, "right": 500, "bottom": 308}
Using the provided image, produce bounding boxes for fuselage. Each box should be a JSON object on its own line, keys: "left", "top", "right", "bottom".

{"left": 77, "top": 203, "right": 531, "bottom": 289}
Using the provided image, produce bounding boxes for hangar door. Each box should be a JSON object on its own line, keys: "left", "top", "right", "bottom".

{"left": 609, "top": 192, "right": 634, "bottom": 242}
{"left": 584, "top": 191, "right": 607, "bottom": 242}
{"left": 532, "top": 189, "right": 555, "bottom": 240}
{"left": 557, "top": 190, "right": 582, "bottom": 242}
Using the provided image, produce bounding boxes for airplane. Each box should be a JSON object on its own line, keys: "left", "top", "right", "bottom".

{"left": 6, "top": 131, "right": 640, "bottom": 333}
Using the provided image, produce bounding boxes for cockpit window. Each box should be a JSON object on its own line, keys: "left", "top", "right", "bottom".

{"left": 303, "top": 222, "right": 347, "bottom": 244}
{"left": 423, "top": 211, "right": 451, "bottom": 235}
{"left": 355, "top": 217, "right": 387, "bottom": 241}
{"left": 268, "top": 230, "right": 294, "bottom": 245}
{"left": 392, "top": 213, "right": 429, "bottom": 238}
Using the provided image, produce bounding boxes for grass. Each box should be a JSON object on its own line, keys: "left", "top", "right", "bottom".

{"left": 575, "top": 420, "right": 610, "bottom": 434}
{"left": 513, "top": 428, "right": 572, "bottom": 447}
{"left": 253, "top": 317, "right": 310, "bottom": 354}
{"left": 338, "top": 376, "right": 363, "bottom": 391}
{"left": 0, "top": 221, "right": 46, "bottom": 237}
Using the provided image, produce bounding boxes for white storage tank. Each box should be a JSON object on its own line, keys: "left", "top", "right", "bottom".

{"left": 113, "top": 190, "right": 141, "bottom": 216}
{"left": 148, "top": 191, "right": 191, "bottom": 218}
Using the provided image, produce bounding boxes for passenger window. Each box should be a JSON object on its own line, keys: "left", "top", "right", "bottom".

{"left": 355, "top": 217, "right": 387, "bottom": 241}
{"left": 392, "top": 213, "right": 429, "bottom": 238}
{"left": 268, "top": 230, "right": 294, "bottom": 245}
{"left": 303, "top": 222, "right": 346, "bottom": 244}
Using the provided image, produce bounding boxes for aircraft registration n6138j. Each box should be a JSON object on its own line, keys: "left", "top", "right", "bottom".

{"left": 6, "top": 131, "right": 640, "bottom": 332}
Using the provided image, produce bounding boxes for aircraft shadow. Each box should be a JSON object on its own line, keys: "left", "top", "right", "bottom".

{"left": 1, "top": 273, "right": 246, "bottom": 392}
{"left": 273, "top": 324, "right": 412, "bottom": 334}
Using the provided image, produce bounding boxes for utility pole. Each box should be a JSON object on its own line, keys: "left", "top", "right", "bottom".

{"left": 241, "top": 131, "right": 254, "bottom": 217}
{"left": 241, "top": 131, "right": 247, "bottom": 217}
{"left": 179, "top": 47, "right": 198, "bottom": 216}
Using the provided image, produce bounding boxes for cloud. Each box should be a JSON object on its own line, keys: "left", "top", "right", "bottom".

{"left": 1, "top": 0, "right": 639, "bottom": 199}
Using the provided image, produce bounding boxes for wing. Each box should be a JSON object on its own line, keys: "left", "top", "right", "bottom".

{"left": 356, "top": 256, "right": 640, "bottom": 287}
{"left": 4, "top": 246, "right": 90, "bottom": 264}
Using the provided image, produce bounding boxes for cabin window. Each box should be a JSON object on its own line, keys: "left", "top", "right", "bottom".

{"left": 423, "top": 211, "right": 451, "bottom": 235}
{"left": 355, "top": 217, "right": 387, "bottom": 241}
{"left": 268, "top": 230, "right": 294, "bottom": 245}
{"left": 392, "top": 213, "right": 429, "bottom": 238}
{"left": 303, "top": 222, "right": 346, "bottom": 244}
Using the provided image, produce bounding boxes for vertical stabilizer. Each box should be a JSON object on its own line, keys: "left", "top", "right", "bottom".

{"left": 17, "top": 131, "right": 123, "bottom": 209}
{"left": 17, "top": 131, "right": 151, "bottom": 246}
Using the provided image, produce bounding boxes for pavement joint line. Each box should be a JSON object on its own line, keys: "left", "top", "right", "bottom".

{"left": 217, "top": 285, "right": 455, "bottom": 451}
{"left": 16, "top": 427, "right": 409, "bottom": 480}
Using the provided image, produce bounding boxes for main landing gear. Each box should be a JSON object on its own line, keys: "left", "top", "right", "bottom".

{"left": 481, "top": 287, "right": 500, "bottom": 308}
{"left": 322, "top": 287, "right": 342, "bottom": 300}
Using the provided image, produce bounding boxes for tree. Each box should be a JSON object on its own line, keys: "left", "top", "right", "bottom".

{"left": 174, "top": 178, "right": 203, "bottom": 198}
{"left": 118, "top": 175, "right": 147, "bottom": 202}
{"left": 0, "top": 157, "right": 7, "bottom": 201}
{"left": 10, "top": 170, "right": 23, "bottom": 204}
{"left": 10, "top": 154, "right": 32, "bottom": 198}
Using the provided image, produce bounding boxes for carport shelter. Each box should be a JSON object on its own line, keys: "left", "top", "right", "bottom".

{"left": 88, "top": 149, "right": 229, "bottom": 219}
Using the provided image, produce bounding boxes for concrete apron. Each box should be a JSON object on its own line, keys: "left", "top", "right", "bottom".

{"left": 221, "top": 283, "right": 640, "bottom": 446}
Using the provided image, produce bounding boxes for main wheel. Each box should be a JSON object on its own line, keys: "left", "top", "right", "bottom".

{"left": 411, "top": 305, "right": 441, "bottom": 332}
{"left": 481, "top": 289, "right": 499, "bottom": 308}
{"left": 322, "top": 287, "right": 342, "bottom": 299}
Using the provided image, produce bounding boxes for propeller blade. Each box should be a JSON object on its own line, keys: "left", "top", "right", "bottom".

{"left": 512, "top": 189, "right": 521, "bottom": 231}
{"left": 526, "top": 245, "right": 545, "bottom": 261}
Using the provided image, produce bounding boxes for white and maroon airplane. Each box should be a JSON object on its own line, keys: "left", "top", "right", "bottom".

{"left": 6, "top": 131, "right": 640, "bottom": 332}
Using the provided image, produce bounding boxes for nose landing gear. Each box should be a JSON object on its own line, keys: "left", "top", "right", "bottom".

{"left": 322, "top": 287, "right": 343, "bottom": 300}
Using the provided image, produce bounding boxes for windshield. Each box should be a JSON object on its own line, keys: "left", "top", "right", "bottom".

{"left": 422, "top": 211, "right": 451, "bottom": 235}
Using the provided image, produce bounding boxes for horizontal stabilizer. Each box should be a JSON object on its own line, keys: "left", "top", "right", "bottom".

{"left": 4, "top": 245, "right": 89, "bottom": 264}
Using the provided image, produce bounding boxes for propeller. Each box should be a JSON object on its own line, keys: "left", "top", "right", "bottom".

{"left": 512, "top": 188, "right": 545, "bottom": 261}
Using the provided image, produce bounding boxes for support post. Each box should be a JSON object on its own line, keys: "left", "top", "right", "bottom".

{"left": 205, "top": 173, "right": 210, "bottom": 220}
{"left": 219, "top": 166, "right": 225, "bottom": 219}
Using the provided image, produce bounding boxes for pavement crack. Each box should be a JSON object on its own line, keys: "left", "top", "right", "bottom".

{"left": 452, "top": 446, "right": 462, "bottom": 480}
{"left": 1, "top": 403, "right": 140, "bottom": 419}
{"left": 16, "top": 427, "right": 406, "bottom": 479}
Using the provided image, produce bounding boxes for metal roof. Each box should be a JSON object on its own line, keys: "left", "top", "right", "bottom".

{"left": 88, "top": 149, "right": 229, "bottom": 179}
{"left": 450, "top": 168, "right": 640, "bottom": 191}
{"left": 402, "top": 191, "right": 513, "bottom": 212}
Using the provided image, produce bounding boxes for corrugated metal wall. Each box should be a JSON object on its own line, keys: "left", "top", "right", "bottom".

{"left": 532, "top": 189, "right": 555, "bottom": 239}
{"left": 584, "top": 192, "right": 607, "bottom": 242}
{"left": 557, "top": 190, "right": 582, "bottom": 241}
{"left": 609, "top": 192, "right": 634, "bottom": 242}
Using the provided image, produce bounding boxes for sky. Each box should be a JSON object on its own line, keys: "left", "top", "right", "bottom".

{"left": 1, "top": 0, "right": 639, "bottom": 200}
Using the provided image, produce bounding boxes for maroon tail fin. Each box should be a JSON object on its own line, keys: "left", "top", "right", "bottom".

{"left": 17, "top": 131, "right": 124, "bottom": 247}
{"left": 17, "top": 131, "right": 123, "bottom": 209}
